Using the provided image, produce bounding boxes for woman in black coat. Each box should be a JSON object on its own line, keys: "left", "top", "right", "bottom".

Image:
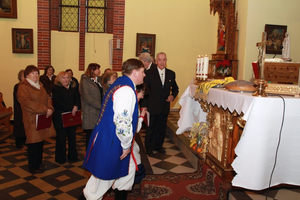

{"left": 13, "top": 69, "right": 26, "bottom": 148}
{"left": 39, "top": 65, "right": 56, "bottom": 97}
{"left": 52, "top": 71, "right": 81, "bottom": 164}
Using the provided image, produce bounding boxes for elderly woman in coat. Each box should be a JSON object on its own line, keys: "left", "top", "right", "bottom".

{"left": 52, "top": 71, "right": 81, "bottom": 164}
{"left": 79, "top": 63, "right": 103, "bottom": 149}
{"left": 17, "top": 65, "right": 55, "bottom": 174}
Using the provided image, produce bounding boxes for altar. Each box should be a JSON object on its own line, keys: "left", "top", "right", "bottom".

{"left": 177, "top": 84, "right": 300, "bottom": 190}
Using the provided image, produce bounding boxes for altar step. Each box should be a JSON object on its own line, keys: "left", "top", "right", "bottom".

{"left": 166, "top": 115, "right": 200, "bottom": 170}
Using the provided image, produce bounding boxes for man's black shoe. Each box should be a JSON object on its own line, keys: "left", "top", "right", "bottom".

{"left": 156, "top": 148, "right": 166, "bottom": 154}
{"left": 146, "top": 150, "right": 154, "bottom": 157}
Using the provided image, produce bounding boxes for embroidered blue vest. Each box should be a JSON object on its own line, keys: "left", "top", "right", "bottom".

{"left": 83, "top": 75, "right": 138, "bottom": 180}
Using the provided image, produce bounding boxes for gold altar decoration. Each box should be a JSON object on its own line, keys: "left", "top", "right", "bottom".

{"left": 265, "top": 83, "right": 300, "bottom": 97}
{"left": 253, "top": 79, "right": 268, "bottom": 97}
{"left": 195, "top": 92, "right": 245, "bottom": 182}
{"left": 189, "top": 122, "right": 209, "bottom": 158}
{"left": 195, "top": 98, "right": 244, "bottom": 182}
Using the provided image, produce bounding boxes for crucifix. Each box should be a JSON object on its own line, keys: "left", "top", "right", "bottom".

{"left": 253, "top": 32, "right": 268, "bottom": 97}
{"left": 256, "top": 32, "right": 267, "bottom": 79}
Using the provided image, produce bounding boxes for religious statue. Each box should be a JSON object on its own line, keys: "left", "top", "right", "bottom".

{"left": 218, "top": 19, "right": 226, "bottom": 51}
{"left": 208, "top": 112, "right": 223, "bottom": 161}
{"left": 282, "top": 33, "right": 290, "bottom": 61}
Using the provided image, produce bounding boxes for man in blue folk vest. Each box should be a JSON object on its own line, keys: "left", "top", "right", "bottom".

{"left": 78, "top": 59, "right": 145, "bottom": 200}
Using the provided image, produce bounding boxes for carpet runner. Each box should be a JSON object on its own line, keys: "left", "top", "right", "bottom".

{"left": 141, "top": 159, "right": 231, "bottom": 200}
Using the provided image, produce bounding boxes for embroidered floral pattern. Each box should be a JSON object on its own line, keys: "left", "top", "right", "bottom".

{"left": 116, "top": 109, "right": 131, "bottom": 136}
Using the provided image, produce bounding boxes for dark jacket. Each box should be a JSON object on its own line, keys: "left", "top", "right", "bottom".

{"left": 142, "top": 66, "right": 179, "bottom": 115}
{"left": 52, "top": 81, "right": 81, "bottom": 129}
{"left": 13, "top": 83, "right": 26, "bottom": 137}
{"left": 72, "top": 77, "right": 79, "bottom": 91}
{"left": 39, "top": 74, "right": 56, "bottom": 96}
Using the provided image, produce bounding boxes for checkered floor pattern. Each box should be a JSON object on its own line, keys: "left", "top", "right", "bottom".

{"left": 1, "top": 111, "right": 300, "bottom": 199}
{"left": 0, "top": 112, "right": 196, "bottom": 199}
{"left": 0, "top": 127, "right": 90, "bottom": 200}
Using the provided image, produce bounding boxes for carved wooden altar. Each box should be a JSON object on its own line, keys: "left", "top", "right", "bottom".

{"left": 198, "top": 99, "right": 245, "bottom": 182}
{"left": 209, "top": 0, "right": 239, "bottom": 80}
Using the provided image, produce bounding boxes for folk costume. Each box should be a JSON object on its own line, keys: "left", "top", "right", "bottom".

{"left": 82, "top": 75, "right": 139, "bottom": 199}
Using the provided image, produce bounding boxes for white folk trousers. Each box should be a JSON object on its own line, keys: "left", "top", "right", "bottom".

{"left": 83, "top": 142, "right": 139, "bottom": 200}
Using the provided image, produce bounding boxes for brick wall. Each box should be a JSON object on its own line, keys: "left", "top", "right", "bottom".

{"left": 37, "top": 0, "right": 51, "bottom": 69}
{"left": 79, "top": 0, "right": 86, "bottom": 71}
{"left": 37, "top": 0, "right": 125, "bottom": 71}
{"left": 112, "top": 0, "right": 125, "bottom": 71}
{"left": 50, "top": 0, "right": 59, "bottom": 31}
{"left": 107, "top": 0, "right": 114, "bottom": 34}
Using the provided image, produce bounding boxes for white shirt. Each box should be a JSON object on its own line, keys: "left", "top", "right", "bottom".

{"left": 113, "top": 85, "right": 136, "bottom": 150}
{"left": 157, "top": 67, "right": 165, "bottom": 85}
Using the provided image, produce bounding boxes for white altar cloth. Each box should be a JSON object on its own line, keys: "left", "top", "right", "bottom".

{"left": 176, "top": 84, "right": 207, "bottom": 135}
{"left": 208, "top": 88, "right": 300, "bottom": 190}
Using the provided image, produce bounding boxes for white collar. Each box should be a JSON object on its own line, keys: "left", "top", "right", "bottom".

{"left": 26, "top": 78, "right": 40, "bottom": 89}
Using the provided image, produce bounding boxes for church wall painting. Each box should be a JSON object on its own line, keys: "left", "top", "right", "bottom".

{"left": 264, "top": 24, "right": 287, "bottom": 55}
{"left": 12, "top": 28, "right": 34, "bottom": 54}
{"left": 136, "top": 33, "right": 156, "bottom": 57}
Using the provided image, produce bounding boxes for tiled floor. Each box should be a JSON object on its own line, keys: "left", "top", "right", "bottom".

{"left": 138, "top": 128, "right": 196, "bottom": 175}
{"left": 1, "top": 111, "right": 300, "bottom": 200}
{"left": 0, "top": 112, "right": 196, "bottom": 200}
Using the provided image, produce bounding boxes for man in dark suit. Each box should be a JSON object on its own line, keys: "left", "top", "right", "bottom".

{"left": 141, "top": 52, "right": 179, "bottom": 156}
{"left": 139, "top": 52, "right": 157, "bottom": 70}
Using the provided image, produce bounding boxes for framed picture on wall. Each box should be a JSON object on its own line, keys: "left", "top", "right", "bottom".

{"left": 264, "top": 24, "right": 287, "bottom": 54}
{"left": 136, "top": 33, "right": 156, "bottom": 57}
{"left": 12, "top": 28, "right": 34, "bottom": 54}
{"left": 0, "top": 0, "right": 17, "bottom": 19}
